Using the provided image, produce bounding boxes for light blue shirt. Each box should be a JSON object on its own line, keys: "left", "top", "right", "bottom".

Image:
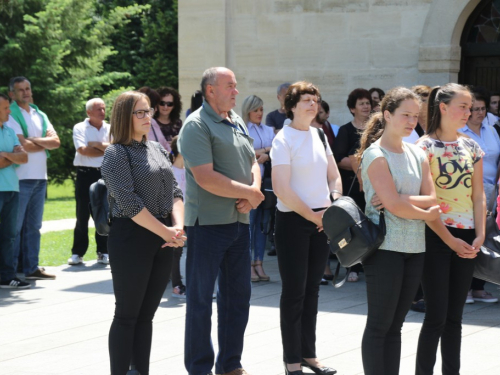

{"left": 460, "top": 124, "right": 500, "bottom": 184}
{"left": 0, "top": 124, "right": 21, "bottom": 192}
{"left": 247, "top": 122, "right": 275, "bottom": 177}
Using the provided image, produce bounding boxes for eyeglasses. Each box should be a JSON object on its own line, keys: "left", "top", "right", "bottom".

{"left": 159, "top": 101, "right": 174, "bottom": 107}
{"left": 471, "top": 107, "right": 486, "bottom": 113}
{"left": 133, "top": 108, "right": 155, "bottom": 119}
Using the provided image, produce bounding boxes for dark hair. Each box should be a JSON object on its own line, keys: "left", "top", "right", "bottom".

{"left": 284, "top": 81, "right": 321, "bottom": 121}
{"left": 190, "top": 90, "right": 203, "bottom": 113}
{"left": 426, "top": 83, "right": 470, "bottom": 136}
{"left": 491, "top": 92, "right": 500, "bottom": 97}
{"left": 137, "top": 86, "right": 160, "bottom": 110}
{"left": 156, "top": 86, "right": 182, "bottom": 123}
{"left": 470, "top": 86, "right": 490, "bottom": 109}
{"left": 355, "top": 87, "right": 420, "bottom": 162}
{"left": 0, "top": 93, "right": 9, "bottom": 101}
{"left": 169, "top": 135, "right": 179, "bottom": 164}
{"left": 315, "top": 100, "right": 330, "bottom": 123}
{"left": 320, "top": 100, "right": 329, "bottom": 113}
{"left": 347, "top": 88, "right": 372, "bottom": 115}
{"left": 369, "top": 87, "right": 385, "bottom": 99}
{"left": 8, "top": 76, "right": 30, "bottom": 92}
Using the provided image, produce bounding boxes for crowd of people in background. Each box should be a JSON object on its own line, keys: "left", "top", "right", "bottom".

{"left": 1, "top": 69, "right": 500, "bottom": 375}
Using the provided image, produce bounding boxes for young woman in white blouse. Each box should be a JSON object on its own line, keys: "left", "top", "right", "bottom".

{"left": 271, "top": 81, "right": 341, "bottom": 375}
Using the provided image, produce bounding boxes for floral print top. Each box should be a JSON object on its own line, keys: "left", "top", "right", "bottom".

{"left": 417, "top": 136, "right": 484, "bottom": 229}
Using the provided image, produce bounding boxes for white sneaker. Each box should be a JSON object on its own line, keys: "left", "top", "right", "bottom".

{"left": 465, "top": 289, "right": 474, "bottom": 304}
{"left": 68, "top": 254, "right": 83, "bottom": 265}
{"left": 97, "top": 253, "right": 109, "bottom": 264}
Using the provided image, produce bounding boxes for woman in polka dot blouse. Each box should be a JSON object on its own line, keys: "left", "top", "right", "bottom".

{"left": 101, "top": 91, "right": 185, "bottom": 375}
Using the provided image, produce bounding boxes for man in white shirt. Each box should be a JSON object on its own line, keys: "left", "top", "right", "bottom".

{"left": 6, "top": 76, "right": 60, "bottom": 280}
{"left": 68, "top": 98, "right": 110, "bottom": 266}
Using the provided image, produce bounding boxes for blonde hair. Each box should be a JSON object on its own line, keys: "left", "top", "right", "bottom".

{"left": 241, "top": 95, "right": 264, "bottom": 124}
{"left": 110, "top": 91, "right": 150, "bottom": 145}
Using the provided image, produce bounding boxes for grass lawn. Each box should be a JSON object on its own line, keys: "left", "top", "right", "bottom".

{"left": 43, "top": 179, "right": 76, "bottom": 221}
{"left": 40, "top": 228, "right": 98, "bottom": 266}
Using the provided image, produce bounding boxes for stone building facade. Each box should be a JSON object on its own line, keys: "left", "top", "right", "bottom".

{"left": 179, "top": 0, "right": 494, "bottom": 125}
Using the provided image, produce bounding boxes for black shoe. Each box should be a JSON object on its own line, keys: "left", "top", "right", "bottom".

{"left": 320, "top": 278, "right": 328, "bottom": 285}
{"left": 0, "top": 278, "right": 31, "bottom": 289}
{"left": 410, "top": 299, "right": 426, "bottom": 313}
{"left": 267, "top": 249, "right": 277, "bottom": 256}
{"left": 323, "top": 274, "right": 334, "bottom": 281}
{"left": 284, "top": 363, "right": 303, "bottom": 375}
{"left": 301, "top": 360, "right": 337, "bottom": 375}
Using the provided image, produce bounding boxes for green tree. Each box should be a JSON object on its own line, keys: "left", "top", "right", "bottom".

{"left": 0, "top": 0, "right": 147, "bottom": 183}
{"left": 100, "top": 0, "right": 178, "bottom": 89}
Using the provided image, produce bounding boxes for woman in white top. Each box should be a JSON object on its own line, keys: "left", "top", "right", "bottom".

{"left": 355, "top": 87, "right": 440, "bottom": 375}
{"left": 271, "top": 81, "right": 341, "bottom": 375}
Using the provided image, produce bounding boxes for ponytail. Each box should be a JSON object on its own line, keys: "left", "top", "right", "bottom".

{"left": 355, "top": 112, "right": 384, "bottom": 162}
{"left": 426, "top": 86, "right": 441, "bottom": 136}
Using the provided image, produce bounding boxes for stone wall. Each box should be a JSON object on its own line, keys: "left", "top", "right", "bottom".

{"left": 179, "top": 0, "right": 479, "bottom": 125}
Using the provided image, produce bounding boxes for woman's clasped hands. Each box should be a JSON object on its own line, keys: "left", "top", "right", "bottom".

{"left": 162, "top": 227, "right": 187, "bottom": 248}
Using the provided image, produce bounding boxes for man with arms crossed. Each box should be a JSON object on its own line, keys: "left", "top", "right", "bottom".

{"left": 68, "top": 98, "right": 110, "bottom": 265}
{"left": 6, "top": 77, "right": 60, "bottom": 280}
{"left": 0, "top": 93, "right": 28, "bottom": 288}
{"left": 179, "top": 67, "right": 264, "bottom": 375}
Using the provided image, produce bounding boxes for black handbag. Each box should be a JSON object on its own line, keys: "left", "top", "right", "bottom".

{"left": 473, "top": 185, "right": 500, "bottom": 285}
{"left": 323, "top": 196, "right": 386, "bottom": 287}
{"left": 89, "top": 145, "right": 132, "bottom": 236}
{"left": 322, "top": 152, "right": 387, "bottom": 288}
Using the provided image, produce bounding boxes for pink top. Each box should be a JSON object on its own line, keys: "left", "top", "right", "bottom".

{"left": 148, "top": 118, "right": 171, "bottom": 152}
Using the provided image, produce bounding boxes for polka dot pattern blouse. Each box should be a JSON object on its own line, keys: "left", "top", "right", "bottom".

{"left": 101, "top": 139, "right": 183, "bottom": 218}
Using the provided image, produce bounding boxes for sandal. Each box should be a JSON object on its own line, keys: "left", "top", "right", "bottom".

{"left": 347, "top": 271, "right": 359, "bottom": 282}
{"left": 254, "top": 261, "right": 270, "bottom": 281}
{"left": 251, "top": 263, "right": 260, "bottom": 282}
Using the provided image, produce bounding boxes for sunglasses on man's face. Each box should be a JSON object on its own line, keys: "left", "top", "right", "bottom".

{"left": 159, "top": 101, "right": 174, "bottom": 107}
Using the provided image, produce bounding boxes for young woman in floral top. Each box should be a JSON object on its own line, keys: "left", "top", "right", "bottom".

{"left": 415, "top": 83, "right": 485, "bottom": 375}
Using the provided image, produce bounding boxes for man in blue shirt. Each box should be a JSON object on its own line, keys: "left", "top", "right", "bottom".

{"left": 0, "top": 93, "right": 29, "bottom": 288}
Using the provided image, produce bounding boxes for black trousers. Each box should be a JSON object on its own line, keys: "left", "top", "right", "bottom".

{"left": 108, "top": 217, "right": 173, "bottom": 375}
{"left": 361, "top": 249, "right": 425, "bottom": 375}
{"left": 275, "top": 209, "right": 330, "bottom": 364}
{"left": 71, "top": 167, "right": 107, "bottom": 256}
{"left": 171, "top": 247, "right": 184, "bottom": 288}
{"left": 416, "top": 226, "right": 477, "bottom": 375}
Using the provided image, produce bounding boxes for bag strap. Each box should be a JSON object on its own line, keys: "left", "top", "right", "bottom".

{"left": 332, "top": 263, "right": 350, "bottom": 288}
{"left": 347, "top": 155, "right": 363, "bottom": 196}
{"left": 316, "top": 127, "right": 327, "bottom": 150}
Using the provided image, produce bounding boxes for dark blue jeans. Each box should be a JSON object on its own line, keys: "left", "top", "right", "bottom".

{"left": 184, "top": 222, "right": 251, "bottom": 375}
{"left": 0, "top": 191, "right": 20, "bottom": 281}
{"left": 13, "top": 179, "right": 47, "bottom": 275}
{"left": 249, "top": 206, "right": 270, "bottom": 262}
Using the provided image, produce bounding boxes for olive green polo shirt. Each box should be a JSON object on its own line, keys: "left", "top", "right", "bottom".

{"left": 178, "top": 101, "right": 255, "bottom": 226}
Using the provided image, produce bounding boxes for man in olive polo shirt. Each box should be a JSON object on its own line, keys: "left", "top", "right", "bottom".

{"left": 179, "top": 67, "right": 264, "bottom": 375}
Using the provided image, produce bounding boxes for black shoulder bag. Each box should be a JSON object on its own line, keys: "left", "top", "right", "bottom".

{"left": 322, "top": 152, "right": 386, "bottom": 288}
{"left": 89, "top": 145, "right": 133, "bottom": 236}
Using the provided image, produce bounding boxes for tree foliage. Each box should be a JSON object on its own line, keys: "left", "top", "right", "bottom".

{"left": 0, "top": 0, "right": 178, "bottom": 183}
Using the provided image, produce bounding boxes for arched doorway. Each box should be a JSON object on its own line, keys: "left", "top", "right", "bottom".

{"left": 459, "top": 0, "right": 500, "bottom": 91}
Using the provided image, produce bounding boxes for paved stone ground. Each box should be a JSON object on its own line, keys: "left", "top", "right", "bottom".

{"left": 1, "top": 248, "right": 500, "bottom": 375}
